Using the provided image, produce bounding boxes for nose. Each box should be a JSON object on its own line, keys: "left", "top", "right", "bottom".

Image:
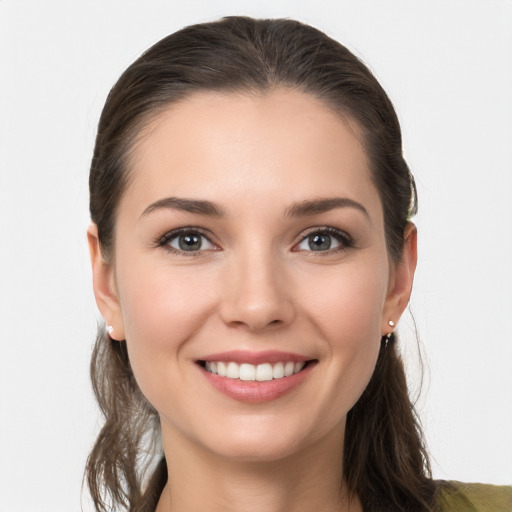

{"left": 219, "top": 250, "right": 295, "bottom": 332}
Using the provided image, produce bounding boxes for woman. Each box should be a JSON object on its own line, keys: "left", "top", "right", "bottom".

{"left": 85, "top": 16, "right": 511, "bottom": 512}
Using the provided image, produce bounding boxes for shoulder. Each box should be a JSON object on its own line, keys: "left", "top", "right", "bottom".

{"left": 436, "top": 480, "right": 512, "bottom": 512}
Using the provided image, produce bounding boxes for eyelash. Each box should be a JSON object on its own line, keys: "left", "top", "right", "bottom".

{"left": 156, "top": 227, "right": 217, "bottom": 256}
{"left": 156, "top": 226, "right": 354, "bottom": 256}
{"left": 294, "top": 227, "right": 354, "bottom": 255}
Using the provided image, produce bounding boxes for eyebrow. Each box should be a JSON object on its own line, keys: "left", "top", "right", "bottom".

{"left": 140, "top": 196, "right": 369, "bottom": 220}
{"left": 140, "top": 197, "right": 225, "bottom": 218}
{"left": 284, "top": 197, "right": 370, "bottom": 219}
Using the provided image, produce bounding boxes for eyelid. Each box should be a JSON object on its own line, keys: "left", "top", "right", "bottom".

{"left": 292, "top": 226, "right": 354, "bottom": 252}
{"left": 156, "top": 227, "right": 220, "bottom": 254}
{"left": 155, "top": 225, "right": 353, "bottom": 255}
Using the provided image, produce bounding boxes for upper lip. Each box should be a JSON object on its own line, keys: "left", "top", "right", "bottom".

{"left": 198, "top": 350, "right": 312, "bottom": 365}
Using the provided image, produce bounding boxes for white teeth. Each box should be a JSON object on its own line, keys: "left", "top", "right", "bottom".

{"left": 239, "top": 363, "right": 255, "bottom": 381}
{"left": 256, "top": 363, "right": 273, "bottom": 381}
{"left": 217, "top": 361, "right": 227, "bottom": 377}
{"left": 294, "top": 362, "right": 305, "bottom": 373}
{"left": 226, "top": 362, "right": 239, "bottom": 379}
{"left": 203, "top": 360, "right": 308, "bottom": 381}
{"left": 284, "top": 362, "right": 295, "bottom": 377}
{"left": 272, "top": 362, "right": 284, "bottom": 379}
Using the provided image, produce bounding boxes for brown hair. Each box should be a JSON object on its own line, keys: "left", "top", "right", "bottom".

{"left": 87, "top": 16, "right": 436, "bottom": 512}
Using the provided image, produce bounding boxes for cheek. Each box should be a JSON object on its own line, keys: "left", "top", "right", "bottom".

{"left": 299, "top": 258, "right": 388, "bottom": 344}
{"left": 115, "top": 258, "right": 220, "bottom": 401}
{"left": 296, "top": 259, "right": 387, "bottom": 406}
{"left": 119, "top": 259, "right": 218, "bottom": 344}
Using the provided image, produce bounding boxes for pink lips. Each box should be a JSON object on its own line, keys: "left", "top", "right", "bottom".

{"left": 201, "top": 350, "right": 310, "bottom": 365}
{"left": 197, "top": 350, "right": 316, "bottom": 403}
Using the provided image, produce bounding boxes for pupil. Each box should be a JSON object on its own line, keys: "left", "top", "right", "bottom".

{"left": 179, "top": 234, "right": 201, "bottom": 251}
{"left": 309, "top": 234, "right": 331, "bottom": 251}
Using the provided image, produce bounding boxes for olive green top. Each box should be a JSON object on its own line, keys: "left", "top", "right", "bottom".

{"left": 438, "top": 481, "right": 512, "bottom": 511}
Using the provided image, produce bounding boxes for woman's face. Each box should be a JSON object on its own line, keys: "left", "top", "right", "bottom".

{"left": 89, "top": 89, "right": 416, "bottom": 461}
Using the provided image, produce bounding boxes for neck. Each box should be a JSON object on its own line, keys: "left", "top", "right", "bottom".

{"left": 155, "top": 423, "right": 361, "bottom": 512}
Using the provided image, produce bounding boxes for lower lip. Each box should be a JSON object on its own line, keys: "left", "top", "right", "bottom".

{"left": 199, "top": 362, "right": 316, "bottom": 403}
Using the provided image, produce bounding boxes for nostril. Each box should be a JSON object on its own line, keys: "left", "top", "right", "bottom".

{"left": 227, "top": 318, "right": 283, "bottom": 330}
{"left": 219, "top": 281, "right": 295, "bottom": 331}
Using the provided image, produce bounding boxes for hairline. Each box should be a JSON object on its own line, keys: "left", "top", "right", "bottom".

{"left": 105, "top": 85, "right": 385, "bottom": 260}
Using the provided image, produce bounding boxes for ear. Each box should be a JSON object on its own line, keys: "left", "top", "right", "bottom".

{"left": 381, "top": 222, "right": 417, "bottom": 335}
{"left": 87, "top": 223, "right": 126, "bottom": 341}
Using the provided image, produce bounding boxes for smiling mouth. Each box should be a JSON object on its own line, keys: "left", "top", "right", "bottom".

{"left": 197, "top": 360, "right": 315, "bottom": 382}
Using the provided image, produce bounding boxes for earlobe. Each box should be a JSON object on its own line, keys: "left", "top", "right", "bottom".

{"left": 381, "top": 223, "right": 418, "bottom": 334}
{"left": 87, "top": 223, "right": 126, "bottom": 341}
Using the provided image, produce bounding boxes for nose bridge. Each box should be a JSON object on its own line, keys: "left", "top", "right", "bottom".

{"left": 220, "top": 239, "right": 294, "bottom": 330}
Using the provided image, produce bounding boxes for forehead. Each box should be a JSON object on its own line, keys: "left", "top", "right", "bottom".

{"left": 122, "top": 89, "right": 381, "bottom": 219}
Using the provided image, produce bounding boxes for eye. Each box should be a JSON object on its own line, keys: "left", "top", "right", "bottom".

{"left": 159, "top": 229, "right": 217, "bottom": 254}
{"left": 294, "top": 228, "right": 352, "bottom": 253}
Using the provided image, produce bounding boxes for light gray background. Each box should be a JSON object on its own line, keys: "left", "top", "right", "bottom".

{"left": 1, "top": 1, "right": 511, "bottom": 511}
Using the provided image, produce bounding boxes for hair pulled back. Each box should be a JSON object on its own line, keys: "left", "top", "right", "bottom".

{"left": 87, "top": 16, "right": 435, "bottom": 512}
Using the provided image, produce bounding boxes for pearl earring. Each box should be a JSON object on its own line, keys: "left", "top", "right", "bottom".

{"left": 106, "top": 325, "right": 114, "bottom": 336}
{"left": 383, "top": 320, "right": 395, "bottom": 348}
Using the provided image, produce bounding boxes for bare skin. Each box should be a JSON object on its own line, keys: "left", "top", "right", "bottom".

{"left": 156, "top": 422, "right": 352, "bottom": 512}
{"left": 88, "top": 89, "right": 417, "bottom": 512}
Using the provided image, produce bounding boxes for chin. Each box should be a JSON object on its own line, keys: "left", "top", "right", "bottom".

{"left": 206, "top": 434, "right": 306, "bottom": 463}
{"left": 191, "top": 412, "right": 340, "bottom": 464}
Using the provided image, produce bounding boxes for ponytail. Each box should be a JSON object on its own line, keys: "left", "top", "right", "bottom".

{"left": 344, "top": 333, "right": 437, "bottom": 511}
{"left": 85, "top": 329, "right": 162, "bottom": 512}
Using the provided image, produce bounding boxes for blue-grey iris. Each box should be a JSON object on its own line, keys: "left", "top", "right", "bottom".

{"left": 308, "top": 234, "right": 331, "bottom": 251}
{"left": 179, "top": 234, "right": 202, "bottom": 251}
